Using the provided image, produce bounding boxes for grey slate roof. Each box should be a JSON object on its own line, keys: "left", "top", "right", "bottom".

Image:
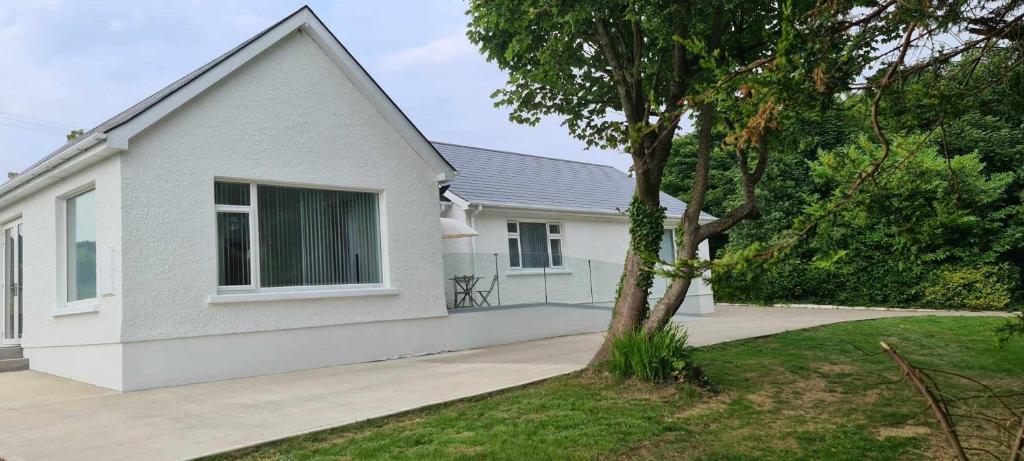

{"left": 434, "top": 142, "right": 713, "bottom": 220}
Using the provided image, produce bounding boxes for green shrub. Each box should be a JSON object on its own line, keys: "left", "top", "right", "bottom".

{"left": 919, "top": 265, "right": 1013, "bottom": 311}
{"left": 609, "top": 325, "right": 692, "bottom": 383}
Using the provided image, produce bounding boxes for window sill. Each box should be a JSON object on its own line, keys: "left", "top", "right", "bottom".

{"left": 506, "top": 269, "right": 572, "bottom": 276}
{"left": 208, "top": 287, "right": 399, "bottom": 304}
{"left": 51, "top": 300, "right": 100, "bottom": 317}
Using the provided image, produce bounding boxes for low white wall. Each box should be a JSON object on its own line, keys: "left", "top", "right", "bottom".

{"left": 40, "top": 303, "right": 709, "bottom": 392}
{"left": 680, "top": 293, "right": 716, "bottom": 315}
{"left": 116, "top": 305, "right": 609, "bottom": 391}
{"left": 119, "top": 316, "right": 450, "bottom": 391}
{"left": 446, "top": 304, "right": 611, "bottom": 350}
{"left": 24, "top": 343, "right": 123, "bottom": 390}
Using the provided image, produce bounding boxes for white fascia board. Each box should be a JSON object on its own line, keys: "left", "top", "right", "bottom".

{"left": 470, "top": 200, "right": 716, "bottom": 225}
{"left": 0, "top": 137, "right": 123, "bottom": 209}
{"left": 472, "top": 201, "right": 630, "bottom": 221}
{"left": 442, "top": 190, "right": 470, "bottom": 208}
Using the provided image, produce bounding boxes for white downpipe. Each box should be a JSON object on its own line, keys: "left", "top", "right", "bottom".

{"left": 468, "top": 204, "right": 483, "bottom": 274}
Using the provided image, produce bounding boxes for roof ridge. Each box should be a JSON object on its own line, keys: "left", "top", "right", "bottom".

{"left": 430, "top": 140, "right": 626, "bottom": 171}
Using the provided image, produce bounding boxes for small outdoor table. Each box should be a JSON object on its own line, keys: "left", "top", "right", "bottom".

{"left": 450, "top": 275, "right": 482, "bottom": 308}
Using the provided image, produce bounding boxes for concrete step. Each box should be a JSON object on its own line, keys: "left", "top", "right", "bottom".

{"left": 0, "top": 357, "right": 28, "bottom": 373}
{"left": 0, "top": 346, "right": 23, "bottom": 360}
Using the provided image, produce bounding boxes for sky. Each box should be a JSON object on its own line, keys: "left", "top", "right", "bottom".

{"left": 0, "top": 1, "right": 636, "bottom": 176}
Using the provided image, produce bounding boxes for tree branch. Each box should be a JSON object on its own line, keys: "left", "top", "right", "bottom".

{"left": 697, "top": 135, "right": 768, "bottom": 241}
{"left": 881, "top": 342, "right": 969, "bottom": 461}
{"left": 594, "top": 20, "right": 643, "bottom": 129}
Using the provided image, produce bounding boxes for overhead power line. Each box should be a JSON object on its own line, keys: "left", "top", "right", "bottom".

{"left": 0, "top": 118, "right": 66, "bottom": 135}
{"left": 0, "top": 111, "right": 77, "bottom": 130}
{"left": 0, "top": 111, "right": 81, "bottom": 137}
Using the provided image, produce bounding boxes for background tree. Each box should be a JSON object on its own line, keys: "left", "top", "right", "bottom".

{"left": 703, "top": 47, "right": 1023, "bottom": 311}
{"left": 467, "top": 0, "right": 1024, "bottom": 363}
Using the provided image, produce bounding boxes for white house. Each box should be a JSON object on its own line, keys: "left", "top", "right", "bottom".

{"left": 435, "top": 142, "right": 716, "bottom": 312}
{"left": 0, "top": 7, "right": 713, "bottom": 391}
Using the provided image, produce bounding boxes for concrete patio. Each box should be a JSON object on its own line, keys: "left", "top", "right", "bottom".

{"left": 0, "top": 304, "right": 1003, "bottom": 461}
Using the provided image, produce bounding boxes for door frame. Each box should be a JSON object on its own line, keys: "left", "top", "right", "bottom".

{"left": 2, "top": 218, "right": 23, "bottom": 345}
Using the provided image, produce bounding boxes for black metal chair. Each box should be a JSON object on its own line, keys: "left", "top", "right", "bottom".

{"left": 451, "top": 275, "right": 479, "bottom": 308}
{"left": 475, "top": 275, "right": 498, "bottom": 307}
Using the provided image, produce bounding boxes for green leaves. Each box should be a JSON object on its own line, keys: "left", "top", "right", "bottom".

{"left": 626, "top": 195, "right": 667, "bottom": 292}
{"left": 608, "top": 324, "right": 694, "bottom": 383}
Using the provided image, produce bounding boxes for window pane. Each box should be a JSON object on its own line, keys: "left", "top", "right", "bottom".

{"left": 507, "top": 238, "right": 520, "bottom": 267}
{"left": 217, "top": 213, "right": 251, "bottom": 286}
{"left": 507, "top": 222, "right": 518, "bottom": 233}
{"left": 658, "top": 229, "right": 675, "bottom": 263}
{"left": 519, "top": 222, "right": 549, "bottom": 268}
{"left": 550, "top": 239, "right": 563, "bottom": 267}
{"left": 67, "top": 190, "right": 96, "bottom": 301}
{"left": 215, "top": 182, "right": 250, "bottom": 206}
{"left": 548, "top": 224, "right": 560, "bottom": 234}
{"left": 258, "top": 185, "right": 381, "bottom": 287}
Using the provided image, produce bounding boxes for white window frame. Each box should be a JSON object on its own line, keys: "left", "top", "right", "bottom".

{"left": 215, "top": 183, "right": 260, "bottom": 292}
{"left": 506, "top": 221, "right": 522, "bottom": 269}
{"left": 214, "top": 180, "right": 385, "bottom": 294}
{"left": 547, "top": 223, "right": 563, "bottom": 268}
{"left": 506, "top": 220, "right": 564, "bottom": 270}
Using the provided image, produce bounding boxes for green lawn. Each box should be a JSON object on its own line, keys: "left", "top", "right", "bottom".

{"left": 206, "top": 317, "right": 1023, "bottom": 461}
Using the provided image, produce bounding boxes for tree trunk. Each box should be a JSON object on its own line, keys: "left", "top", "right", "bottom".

{"left": 590, "top": 250, "right": 649, "bottom": 363}
{"left": 642, "top": 104, "right": 714, "bottom": 334}
{"left": 644, "top": 225, "right": 701, "bottom": 333}
{"left": 590, "top": 166, "right": 664, "bottom": 365}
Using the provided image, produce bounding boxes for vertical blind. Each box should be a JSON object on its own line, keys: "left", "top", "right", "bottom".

{"left": 217, "top": 213, "right": 251, "bottom": 286}
{"left": 257, "top": 185, "right": 381, "bottom": 287}
{"left": 519, "top": 222, "right": 549, "bottom": 268}
{"left": 215, "top": 182, "right": 382, "bottom": 288}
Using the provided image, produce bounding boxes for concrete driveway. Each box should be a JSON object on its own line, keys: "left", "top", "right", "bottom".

{"left": 0, "top": 304, "right": 1002, "bottom": 461}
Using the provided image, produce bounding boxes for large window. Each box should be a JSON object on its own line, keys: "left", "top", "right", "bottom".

{"left": 215, "top": 181, "right": 382, "bottom": 290}
{"left": 67, "top": 189, "right": 97, "bottom": 302}
{"left": 507, "top": 221, "right": 563, "bottom": 269}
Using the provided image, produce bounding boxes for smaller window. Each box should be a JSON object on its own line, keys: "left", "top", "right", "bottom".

{"left": 550, "top": 239, "right": 563, "bottom": 267}
{"left": 548, "top": 224, "right": 563, "bottom": 268}
{"left": 658, "top": 228, "right": 676, "bottom": 263}
{"left": 215, "top": 182, "right": 250, "bottom": 206}
{"left": 67, "top": 189, "right": 97, "bottom": 302}
{"left": 507, "top": 220, "right": 563, "bottom": 269}
{"left": 215, "top": 181, "right": 254, "bottom": 289}
{"left": 507, "top": 238, "right": 521, "bottom": 268}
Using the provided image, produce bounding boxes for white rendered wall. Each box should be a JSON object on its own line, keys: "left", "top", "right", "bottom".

{"left": 120, "top": 317, "right": 449, "bottom": 391}
{"left": 443, "top": 207, "right": 715, "bottom": 313}
{"left": 24, "top": 343, "right": 124, "bottom": 390}
{"left": 0, "top": 153, "right": 125, "bottom": 388}
{"left": 446, "top": 304, "right": 610, "bottom": 350}
{"left": 118, "top": 30, "right": 448, "bottom": 343}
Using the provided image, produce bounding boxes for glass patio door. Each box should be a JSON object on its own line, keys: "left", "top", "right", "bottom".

{"left": 3, "top": 220, "right": 23, "bottom": 344}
